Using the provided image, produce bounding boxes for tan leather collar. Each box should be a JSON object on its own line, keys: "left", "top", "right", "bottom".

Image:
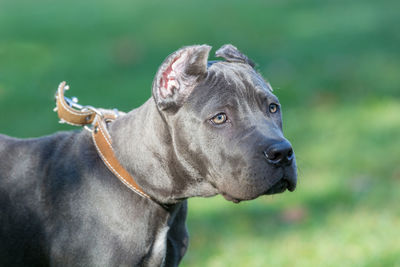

{"left": 55, "top": 82, "right": 155, "bottom": 202}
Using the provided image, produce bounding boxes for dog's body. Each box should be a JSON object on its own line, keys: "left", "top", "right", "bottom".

{"left": 0, "top": 44, "right": 297, "bottom": 266}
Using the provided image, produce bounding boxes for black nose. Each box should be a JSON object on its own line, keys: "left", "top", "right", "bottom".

{"left": 263, "top": 141, "right": 294, "bottom": 166}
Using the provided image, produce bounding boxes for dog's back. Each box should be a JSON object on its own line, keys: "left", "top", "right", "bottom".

{"left": 0, "top": 132, "right": 79, "bottom": 266}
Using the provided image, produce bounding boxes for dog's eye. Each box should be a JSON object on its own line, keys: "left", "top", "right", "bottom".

{"left": 269, "top": 103, "right": 279, "bottom": 114}
{"left": 210, "top": 113, "right": 228, "bottom": 125}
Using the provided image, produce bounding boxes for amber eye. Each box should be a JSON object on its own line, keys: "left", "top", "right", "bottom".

{"left": 269, "top": 103, "right": 279, "bottom": 114}
{"left": 211, "top": 113, "right": 228, "bottom": 125}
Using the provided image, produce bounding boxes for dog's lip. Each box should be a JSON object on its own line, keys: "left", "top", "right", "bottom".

{"left": 287, "top": 179, "right": 296, "bottom": 192}
{"left": 264, "top": 178, "right": 290, "bottom": 195}
{"left": 221, "top": 192, "right": 242, "bottom": 203}
{"left": 220, "top": 175, "right": 296, "bottom": 202}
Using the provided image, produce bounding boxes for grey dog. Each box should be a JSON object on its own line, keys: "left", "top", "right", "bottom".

{"left": 0, "top": 44, "right": 297, "bottom": 266}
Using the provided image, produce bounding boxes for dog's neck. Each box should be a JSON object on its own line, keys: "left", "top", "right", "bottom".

{"left": 109, "top": 98, "right": 218, "bottom": 204}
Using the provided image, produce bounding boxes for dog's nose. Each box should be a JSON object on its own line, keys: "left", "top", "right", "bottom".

{"left": 263, "top": 141, "right": 294, "bottom": 167}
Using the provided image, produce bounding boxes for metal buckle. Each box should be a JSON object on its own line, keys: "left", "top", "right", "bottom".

{"left": 62, "top": 96, "right": 104, "bottom": 133}
{"left": 81, "top": 105, "right": 103, "bottom": 117}
{"left": 56, "top": 84, "right": 120, "bottom": 133}
{"left": 81, "top": 106, "right": 104, "bottom": 133}
{"left": 63, "top": 93, "right": 103, "bottom": 118}
{"left": 64, "top": 96, "right": 84, "bottom": 110}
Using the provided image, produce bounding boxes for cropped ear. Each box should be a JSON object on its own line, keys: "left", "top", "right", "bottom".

{"left": 215, "top": 44, "right": 255, "bottom": 68}
{"left": 153, "top": 45, "right": 211, "bottom": 111}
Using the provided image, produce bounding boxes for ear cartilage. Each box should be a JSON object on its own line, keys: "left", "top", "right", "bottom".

{"left": 215, "top": 44, "right": 255, "bottom": 68}
{"left": 167, "top": 80, "right": 179, "bottom": 93}
{"left": 155, "top": 45, "right": 211, "bottom": 109}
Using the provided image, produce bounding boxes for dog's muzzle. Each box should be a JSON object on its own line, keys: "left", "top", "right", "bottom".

{"left": 263, "top": 140, "right": 296, "bottom": 194}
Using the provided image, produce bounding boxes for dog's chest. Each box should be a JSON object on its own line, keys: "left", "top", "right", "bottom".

{"left": 144, "top": 226, "right": 169, "bottom": 266}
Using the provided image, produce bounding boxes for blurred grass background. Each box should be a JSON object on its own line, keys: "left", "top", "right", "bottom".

{"left": 1, "top": 0, "right": 400, "bottom": 266}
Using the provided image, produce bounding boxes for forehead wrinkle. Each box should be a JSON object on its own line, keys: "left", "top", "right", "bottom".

{"left": 210, "top": 63, "right": 246, "bottom": 90}
{"left": 227, "top": 66, "right": 268, "bottom": 106}
{"left": 201, "top": 62, "right": 276, "bottom": 113}
{"left": 245, "top": 70, "right": 278, "bottom": 104}
{"left": 206, "top": 64, "right": 245, "bottom": 100}
{"left": 209, "top": 63, "right": 255, "bottom": 95}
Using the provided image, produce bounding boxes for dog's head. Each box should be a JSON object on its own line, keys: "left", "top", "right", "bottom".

{"left": 152, "top": 44, "right": 297, "bottom": 203}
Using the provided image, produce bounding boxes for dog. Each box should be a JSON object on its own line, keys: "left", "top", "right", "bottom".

{"left": 0, "top": 44, "right": 297, "bottom": 266}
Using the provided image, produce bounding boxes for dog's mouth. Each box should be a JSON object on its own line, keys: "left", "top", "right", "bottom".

{"left": 220, "top": 174, "right": 296, "bottom": 203}
{"left": 221, "top": 192, "right": 243, "bottom": 203}
{"left": 264, "top": 177, "right": 296, "bottom": 195}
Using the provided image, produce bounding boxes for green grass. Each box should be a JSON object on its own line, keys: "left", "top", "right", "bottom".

{"left": 0, "top": 0, "right": 399, "bottom": 266}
